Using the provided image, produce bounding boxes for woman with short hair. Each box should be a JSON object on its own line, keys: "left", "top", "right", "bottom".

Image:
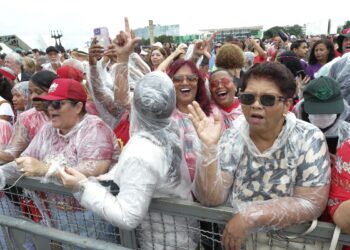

{"left": 189, "top": 62, "right": 330, "bottom": 249}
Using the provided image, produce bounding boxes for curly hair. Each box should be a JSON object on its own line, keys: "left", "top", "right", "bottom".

{"left": 215, "top": 44, "right": 245, "bottom": 69}
{"left": 167, "top": 60, "right": 211, "bottom": 116}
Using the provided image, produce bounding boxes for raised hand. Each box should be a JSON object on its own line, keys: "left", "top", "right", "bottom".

{"left": 89, "top": 37, "right": 104, "bottom": 65}
{"left": 107, "top": 17, "right": 141, "bottom": 63}
{"left": 188, "top": 101, "right": 222, "bottom": 146}
{"left": 193, "top": 40, "right": 211, "bottom": 59}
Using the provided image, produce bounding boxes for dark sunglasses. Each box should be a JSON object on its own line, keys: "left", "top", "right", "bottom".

{"left": 209, "top": 77, "right": 232, "bottom": 89}
{"left": 239, "top": 93, "right": 286, "bottom": 107}
{"left": 46, "top": 100, "right": 78, "bottom": 110}
{"left": 173, "top": 74, "right": 198, "bottom": 83}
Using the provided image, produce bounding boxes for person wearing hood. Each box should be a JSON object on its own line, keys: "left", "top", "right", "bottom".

{"left": 293, "top": 76, "right": 350, "bottom": 151}
{"left": 59, "top": 71, "right": 196, "bottom": 249}
{"left": 11, "top": 81, "right": 31, "bottom": 119}
{"left": 188, "top": 62, "right": 330, "bottom": 249}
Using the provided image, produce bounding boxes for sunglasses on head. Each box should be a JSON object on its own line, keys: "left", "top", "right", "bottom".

{"left": 46, "top": 100, "right": 78, "bottom": 110}
{"left": 209, "top": 77, "right": 232, "bottom": 89}
{"left": 173, "top": 74, "right": 198, "bottom": 83}
{"left": 239, "top": 93, "right": 286, "bottom": 107}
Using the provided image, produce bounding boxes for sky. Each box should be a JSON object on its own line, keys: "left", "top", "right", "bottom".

{"left": 1, "top": 0, "right": 349, "bottom": 49}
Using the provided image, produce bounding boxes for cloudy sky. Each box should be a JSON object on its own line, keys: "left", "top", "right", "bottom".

{"left": 1, "top": 0, "right": 349, "bottom": 49}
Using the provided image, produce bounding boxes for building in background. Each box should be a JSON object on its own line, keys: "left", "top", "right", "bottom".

{"left": 201, "top": 26, "right": 264, "bottom": 42}
{"left": 134, "top": 24, "right": 180, "bottom": 40}
{"left": 0, "top": 35, "right": 31, "bottom": 52}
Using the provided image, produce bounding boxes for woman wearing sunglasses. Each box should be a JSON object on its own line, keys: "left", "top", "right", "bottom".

{"left": 0, "top": 71, "right": 57, "bottom": 164}
{"left": 189, "top": 62, "right": 330, "bottom": 249}
{"left": 6, "top": 78, "right": 119, "bottom": 244}
{"left": 209, "top": 69, "right": 242, "bottom": 129}
{"left": 167, "top": 59, "right": 214, "bottom": 182}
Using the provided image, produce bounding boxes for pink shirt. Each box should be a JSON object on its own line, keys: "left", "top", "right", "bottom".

{"left": 22, "top": 114, "right": 119, "bottom": 167}
{"left": 172, "top": 105, "right": 223, "bottom": 182}
{"left": 4, "top": 108, "right": 49, "bottom": 158}
{"left": 19, "top": 108, "right": 49, "bottom": 141}
{"left": 0, "top": 120, "right": 13, "bottom": 146}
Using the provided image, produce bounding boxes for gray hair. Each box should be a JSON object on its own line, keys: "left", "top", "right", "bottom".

{"left": 6, "top": 52, "right": 23, "bottom": 66}
{"left": 62, "top": 58, "right": 84, "bottom": 73}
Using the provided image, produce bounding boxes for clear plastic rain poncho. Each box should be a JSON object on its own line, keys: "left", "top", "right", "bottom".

{"left": 88, "top": 53, "right": 151, "bottom": 128}
{"left": 11, "top": 81, "right": 32, "bottom": 112}
{"left": 0, "top": 119, "right": 12, "bottom": 148}
{"left": 75, "top": 71, "right": 197, "bottom": 249}
{"left": 194, "top": 112, "right": 330, "bottom": 233}
{"left": 329, "top": 53, "right": 350, "bottom": 105}
{"left": 0, "top": 108, "right": 49, "bottom": 164}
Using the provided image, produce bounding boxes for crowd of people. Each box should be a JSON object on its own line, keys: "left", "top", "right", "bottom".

{"left": 0, "top": 17, "right": 350, "bottom": 249}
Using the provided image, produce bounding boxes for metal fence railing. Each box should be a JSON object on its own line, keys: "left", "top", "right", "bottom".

{"left": 0, "top": 177, "right": 349, "bottom": 250}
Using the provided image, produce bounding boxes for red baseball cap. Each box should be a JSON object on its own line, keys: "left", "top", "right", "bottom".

{"left": 0, "top": 67, "right": 16, "bottom": 81}
{"left": 33, "top": 78, "right": 87, "bottom": 102}
{"left": 57, "top": 66, "right": 84, "bottom": 83}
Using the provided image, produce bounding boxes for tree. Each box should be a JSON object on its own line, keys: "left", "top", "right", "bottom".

{"left": 139, "top": 38, "right": 150, "bottom": 46}
{"left": 155, "top": 35, "right": 173, "bottom": 44}
{"left": 344, "top": 20, "right": 350, "bottom": 29}
{"left": 263, "top": 26, "right": 284, "bottom": 39}
{"left": 337, "top": 20, "right": 350, "bottom": 33}
{"left": 285, "top": 25, "right": 304, "bottom": 37}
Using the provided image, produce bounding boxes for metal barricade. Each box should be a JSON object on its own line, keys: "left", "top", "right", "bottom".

{"left": 0, "top": 177, "right": 349, "bottom": 249}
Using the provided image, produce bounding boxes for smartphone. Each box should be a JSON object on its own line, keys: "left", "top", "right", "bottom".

{"left": 326, "top": 136, "right": 339, "bottom": 154}
{"left": 93, "top": 27, "right": 110, "bottom": 50}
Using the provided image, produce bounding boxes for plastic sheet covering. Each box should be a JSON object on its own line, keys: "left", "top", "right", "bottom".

{"left": 76, "top": 72, "right": 196, "bottom": 249}
{"left": 329, "top": 53, "right": 350, "bottom": 105}
{"left": 21, "top": 114, "right": 120, "bottom": 179}
{"left": 0, "top": 120, "right": 13, "bottom": 147}
{"left": 127, "top": 52, "right": 151, "bottom": 90}
{"left": 194, "top": 112, "right": 330, "bottom": 232}
{"left": 11, "top": 81, "right": 31, "bottom": 111}
{"left": 0, "top": 108, "right": 49, "bottom": 164}
{"left": 87, "top": 64, "right": 127, "bottom": 128}
{"left": 87, "top": 53, "right": 150, "bottom": 128}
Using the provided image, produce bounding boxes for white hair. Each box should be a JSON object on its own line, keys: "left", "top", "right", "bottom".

{"left": 6, "top": 52, "right": 23, "bottom": 66}
{"left": 62, "top": 58, "right": 84, "bottom": 73}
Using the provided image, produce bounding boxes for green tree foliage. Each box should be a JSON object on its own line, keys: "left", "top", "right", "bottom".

{"left": 155, "top": 35, "right": 173, "bottom": 44}
{"left": 337, "top": 20, "right": 350, "bottom": 33}
{"left": 344, "top": 20, "right": 350, "bottom": 29}
{"left": 263, "top": 26, "right": 284, "bottom": 39}
{"left": 264, "top": 24, "right": 304, "bottom": 39}
{"left": 285, "top": 25, "right": 304, "bottom": 37}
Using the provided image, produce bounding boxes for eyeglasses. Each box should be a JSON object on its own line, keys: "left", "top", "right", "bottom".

{"left": 239, "top": 93, "right": 286, "bottom": 107}
{"left": 47, "top": 100, "right": 78, "bottom": 110}
{"left": 173, "top": 74, "right": 198, "bottom": 83}
{"left": 209, "top": 77, "right": 232, "bottom": 89}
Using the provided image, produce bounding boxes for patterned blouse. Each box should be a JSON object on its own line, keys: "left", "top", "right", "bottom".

{"left": 218, "top": 113, "right": 330, "bottom": 206}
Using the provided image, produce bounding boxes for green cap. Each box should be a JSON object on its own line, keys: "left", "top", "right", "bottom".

{"left": 303, "top": 76, "right": 344, "bottom": 114}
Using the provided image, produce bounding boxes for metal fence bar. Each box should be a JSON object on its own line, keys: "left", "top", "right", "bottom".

{"left": 0, "top": 214, "right": 130, "bottom": 250}
{"left": 119, "top": 229, "right": 138, "bottom": 249}
{"left": 5, "top": 177, "right": 350, "bottom": 247}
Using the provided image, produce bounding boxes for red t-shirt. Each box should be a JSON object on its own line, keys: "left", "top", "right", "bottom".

{"left": 328, "top": 139, "right": 350, "bottom": 221}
